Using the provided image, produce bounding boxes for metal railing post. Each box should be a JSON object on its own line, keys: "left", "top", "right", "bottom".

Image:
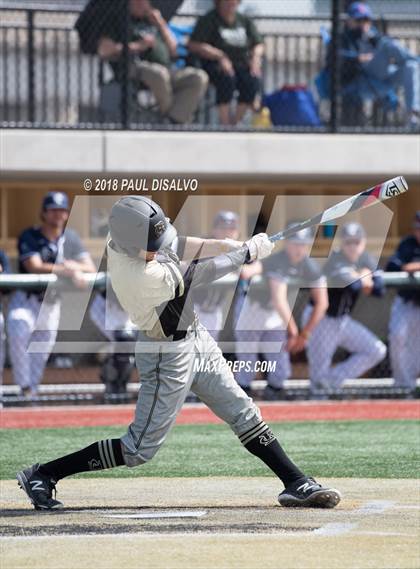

{"left": 120, "top": 0, "right": 130, "bottom": 129}
{"left": 27, "top": 9, "right": 35, "bottom": 123}
{"left": 330, "top": 0, "right": 340, "bottom": 132}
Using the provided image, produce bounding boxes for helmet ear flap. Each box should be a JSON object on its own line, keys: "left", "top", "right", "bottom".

{"left": 109, "top": 196, "right": 177, "bottom": 255}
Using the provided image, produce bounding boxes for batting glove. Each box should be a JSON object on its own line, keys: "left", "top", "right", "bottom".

{"left": 246, "top": 233, "right": 274, "bottom": 261}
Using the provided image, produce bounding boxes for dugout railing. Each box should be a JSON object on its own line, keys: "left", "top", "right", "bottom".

{"left": 0, "top": 2, "right": 419, "bottom": 132}
{"left": 0, "top": 271, "right": 419, "bottom": 406}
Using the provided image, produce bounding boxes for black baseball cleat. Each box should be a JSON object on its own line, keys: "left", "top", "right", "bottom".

{"left": 16, "top": 463, "right": 63, "bottom": 510}
{"left": 278, "top": 477, "right": 341, "bottom": 508}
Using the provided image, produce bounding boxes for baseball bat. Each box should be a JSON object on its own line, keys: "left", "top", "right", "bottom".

{"left": 269, "top": 175, "right": 408, "bottom": 243}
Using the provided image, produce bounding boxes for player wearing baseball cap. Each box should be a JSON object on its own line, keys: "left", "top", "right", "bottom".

{"left": 234, "top": 222, "right": 328, "bottom": 400}
{"left": 386, "top": 211, "right": 420, "bottom": 394}
{"left": 7, "top": 192, "right": 96, "bottom": 397}
{"left": 17, "top": 196, "right": 341, "bottom": 511}
{"left": 305, "top": 222, "right": 386, "bottom": 395}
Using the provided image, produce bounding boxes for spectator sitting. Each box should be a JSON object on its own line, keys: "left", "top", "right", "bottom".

{"left": 97, "top": 0, "right": 208, "bottom": 124}
{"left": 188, "top": 0, "right": 264, "bottom": 126}
{"left": 333, "top": 2, "right": 419, "bottom": 127}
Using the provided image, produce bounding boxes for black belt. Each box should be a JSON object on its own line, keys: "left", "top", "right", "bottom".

{"left": 171, "top": 315, "right": 199, "bottom": 341}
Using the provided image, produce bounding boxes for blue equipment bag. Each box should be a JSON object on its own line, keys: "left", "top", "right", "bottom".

{"left": 263, "top": 85, "right": 322, "bottom": 126}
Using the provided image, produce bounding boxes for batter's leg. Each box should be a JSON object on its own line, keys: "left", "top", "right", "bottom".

{"left": 191, "top": 328, "right": 305, "bottom": 488}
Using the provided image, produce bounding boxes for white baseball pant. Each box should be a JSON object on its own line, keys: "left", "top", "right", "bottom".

{"left": 302, "top": 305, "right": 386, "bottom": 390}
{"left": 89, "top": 293, "right": 135, "bottom": 342}
{"left": 121, "top": 324, "right": 263, "bottom": 466}
{"left": 389, "top": 296, "right": 420, "bottom": 389}
{"left": 7, "top": 291, "right": 60, "bottom": 393}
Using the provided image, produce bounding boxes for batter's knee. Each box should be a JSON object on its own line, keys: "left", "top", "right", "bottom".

{"left": 120, "top": 443, "right": 159, "bottom": 468}
{"left": 229, "top": 399, "right": 263, "bottom": 440}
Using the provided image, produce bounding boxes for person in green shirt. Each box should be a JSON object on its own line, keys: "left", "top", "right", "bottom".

{"left": 97, "top": 0, "right": 208, "bottom": 124}
{"left": 189, "top": 0, "right": 264, "bottom": 125}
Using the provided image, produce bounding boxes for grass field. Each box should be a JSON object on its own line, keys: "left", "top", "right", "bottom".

{"left": 2, "top": 420, "right": 419, "bottom": 479}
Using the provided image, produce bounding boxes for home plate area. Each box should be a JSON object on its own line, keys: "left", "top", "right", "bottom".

{"left": 1, "top": 477, "right": 419, "bottom": 569}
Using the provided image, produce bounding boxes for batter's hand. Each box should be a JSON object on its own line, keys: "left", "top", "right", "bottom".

{"left": 246, "top": 233, "right": 274, "bottom": 261}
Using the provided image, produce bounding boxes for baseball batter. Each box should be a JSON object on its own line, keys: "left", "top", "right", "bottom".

{"left": 386, "top": 211, "right": 420, "bottom": 392}
{"left": 17, "top": 196, "right": 341, "bottom": 511}
{"left": 303, "top": 222, "right": 386, "bottom": 394}
{"left": 7, "top": 192, "right": 96, "bottom": 396}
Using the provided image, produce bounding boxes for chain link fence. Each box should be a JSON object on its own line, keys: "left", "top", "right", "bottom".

{"left": 0, "top": 0, "right": 418, "bottom": 131}
{"left": 1, "top": 271, "right": 419, "bottom": 405}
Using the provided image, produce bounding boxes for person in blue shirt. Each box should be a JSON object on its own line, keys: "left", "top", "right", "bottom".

{"left": 386, "top": 211, "right": 420, "bottom": 393}
{"left": 333, "top": 2, "right": 419, "bottom": 128}
{"left": 7, "top": 192, "right": 96, "bottom": 397}
{"left": 305, "top": 222, "right": 386, "bottom": 394}
{"left": 0, "top": 249, "right": 11, "bottom": 385}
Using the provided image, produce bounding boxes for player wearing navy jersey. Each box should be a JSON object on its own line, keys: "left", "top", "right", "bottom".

{"left": 235, "top": 224, "right": 328, "bottom": 400}
{"left": 386, "top": 211, "right": 420, "bottom": 393}
{"left": 7, "top": 192, "right": 96, "bottom": 397}
{"left": 0, "top": 249, "right": 11, "bottom": 385}
{"left": 305, "top": 222, "right": 386, "bottom": 394}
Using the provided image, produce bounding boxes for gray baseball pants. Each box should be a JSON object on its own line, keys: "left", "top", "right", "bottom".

{"left": 121, "top": 324, "right": 262, "bottom": 467}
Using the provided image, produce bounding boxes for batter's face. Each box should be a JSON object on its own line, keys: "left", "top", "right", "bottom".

{"left": 213, "top": 226, "right": 239, "bottom": 240}
{"left": 342, "top": 238, "right": 366, "bottom": 263}
{"left": 285, "top": 241, "right": 310, "bottom": 264}
{"left": 42, "top": 208, "right": 69, "bottom": 230}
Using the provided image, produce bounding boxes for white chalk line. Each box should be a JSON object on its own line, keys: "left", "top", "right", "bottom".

{"left": 313, "top": 500, "right": 397, "bottom": 538}
{"left": 102, "top": 510, "right": 207, "bottom": 519}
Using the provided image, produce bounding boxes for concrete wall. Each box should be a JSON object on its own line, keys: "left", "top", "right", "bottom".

{"left": 1, "top": 129, "right": 419, "bottom": 180}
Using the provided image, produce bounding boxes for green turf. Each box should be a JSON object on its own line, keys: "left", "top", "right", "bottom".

{"left": 1, "top": 420, "right": 419, "bottom": 480}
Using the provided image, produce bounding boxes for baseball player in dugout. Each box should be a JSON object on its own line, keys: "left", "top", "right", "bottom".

{"left": 193, "top": 210, "right": 240, "bottom": 341}
{"left": 234, "top": 223, "right": 329, "bottom": 401}
{"left": 7, "top": 192, "right": 96, "bottom": 397}
{"left": 17, "top": 196, "right": 341, "bottom": 511}
{"left": 305, "top": 222, "right": 387, "bottom": 396}
{"left": 386, "top": 211, "right": 420, "bottom": 395}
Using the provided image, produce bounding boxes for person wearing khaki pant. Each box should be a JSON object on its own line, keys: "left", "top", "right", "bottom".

{"left": 97, "top": 0, "right": 208, "bottom": 124}
{"left": 130, "top": 60, "right": 208, "bottom": 124}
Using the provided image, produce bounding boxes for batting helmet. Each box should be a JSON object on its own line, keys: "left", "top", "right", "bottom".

{"left": 109, "top": 196, "right": 177, "bottom": 256}
{"left": 42, "top": 191, "right": 69, "bottom": 211}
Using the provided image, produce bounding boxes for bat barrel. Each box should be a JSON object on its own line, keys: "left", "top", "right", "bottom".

{"left": 379, "top": 176, "right": 408, "bottom": 200}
